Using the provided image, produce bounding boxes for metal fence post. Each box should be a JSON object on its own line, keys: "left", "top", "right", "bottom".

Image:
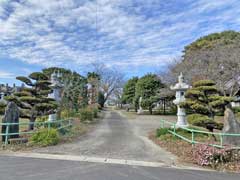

{"left": 191, "top": 131, "right": 194, "bottom": 145}
{"left": 4, "top": 124, "right": 9, "bottom": 145}
{"left": 48, "top": 121, "right": 51, "bottom": 131}
{"left": 220, "top": 134, "right": 223, "bottom": 148}
{"left": 173, "top": 124, "right": 176, "bottom": 136}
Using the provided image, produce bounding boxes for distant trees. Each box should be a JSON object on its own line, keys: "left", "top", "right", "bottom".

{"left": 135, "top": 74, "right": 164, "bottom": 114}
{"left": 122, "top": 77, "right": 138, "bottom": 111}
{"left": 164, "top": 31, "right": 240, "bottom": 97}
{"left": 87, "top": 72, "right": 100, "bottom": 105}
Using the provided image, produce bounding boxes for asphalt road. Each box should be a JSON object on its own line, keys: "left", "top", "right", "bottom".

{"left": 1, "top": 110, "right": 240, "bottom": 179}
{"left": 0, "top": 156, "right": 239, "bottom": 180}
{"left": 34, "top": 110, "right": 175, "bottom": 164}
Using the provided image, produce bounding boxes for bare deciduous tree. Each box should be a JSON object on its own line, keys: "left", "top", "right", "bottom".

{"left": 91, "top": 62, "right": 125, "bottom": 105}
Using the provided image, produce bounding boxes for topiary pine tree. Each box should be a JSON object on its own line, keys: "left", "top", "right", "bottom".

{"left": 4, "top": 72, "right": 58, "bottom": 130}
{"left": 181, "top": 79, "right": 233, "bottom": 130}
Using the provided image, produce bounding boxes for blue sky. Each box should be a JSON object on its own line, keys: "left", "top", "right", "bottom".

{"left": 0, "top": 0, "right": 240, "bottom": 85}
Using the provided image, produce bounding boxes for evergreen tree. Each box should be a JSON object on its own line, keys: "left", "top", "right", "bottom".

{"left": 181, "top": 80, "right": 233, "bottom": 130}
{"left": 43, "top": 67, "right": 88, "bottom": 112}
{"left": 98, "top": 91, "right": 105, "bottom": 108}
{"left": 5, "top": 72, "right": 58, "bottom": 130}
{"left": 122, "top": 77, "right": 138, "bottom": 111}
{"left": 135, "top": 74, "right": 164, "bottom": 114}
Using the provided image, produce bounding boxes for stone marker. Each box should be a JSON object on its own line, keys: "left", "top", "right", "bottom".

{"left": 2, "top": 102, "right": 20, "bottom": 142}
{"left": 222, "top": 106, "right": 240, "bottom": 146}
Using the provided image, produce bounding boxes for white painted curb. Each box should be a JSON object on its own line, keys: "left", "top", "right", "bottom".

{"left": 0, "top": 152, "right": 210, "bottom": 171}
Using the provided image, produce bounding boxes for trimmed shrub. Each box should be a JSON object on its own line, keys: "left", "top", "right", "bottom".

{"left": 187, "top": 114, "right": 223, "bottom": 130}
{"left": 233, "top": 107, "right": 240, "bottom": 113}
{"left": 156, "top": 128, "right": 169, "bottom": 137}
{"left": 187, "top": 114, "right": 212, "bottom": 125}
{"left": 30, "top": 128, "right": 60, "bottom": 146}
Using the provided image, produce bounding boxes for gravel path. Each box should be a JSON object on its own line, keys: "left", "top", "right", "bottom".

{"left": 33, "top": 110, "right": 177, "bottom": 165}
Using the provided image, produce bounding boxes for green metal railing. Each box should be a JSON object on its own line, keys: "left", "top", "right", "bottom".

{"left": 160, "top": 120, "right": 240, "bottom": 149}
{"left": 0, "top": 119, "right": 73, "bottom": 145}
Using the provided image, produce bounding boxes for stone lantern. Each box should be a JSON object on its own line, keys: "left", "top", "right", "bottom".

{"left": 48, "top": 71, "right": 63, "bottom": 121}
{"left": 170, "top": 73, "right": 190, "bottom": 127}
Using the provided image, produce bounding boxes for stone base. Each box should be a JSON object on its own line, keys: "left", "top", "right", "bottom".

{"left": 137, "top": 109, "right": 144, "bottom": 115}
{"left": 9, "top": 138, "right": 28, "bottom": 145}
{"left": 175, "top": 123, "right": 189, "bottom": 128}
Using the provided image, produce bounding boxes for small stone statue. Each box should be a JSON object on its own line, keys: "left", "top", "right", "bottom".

{"left": 137, "top": 97, "right": 144, "bottom": 114}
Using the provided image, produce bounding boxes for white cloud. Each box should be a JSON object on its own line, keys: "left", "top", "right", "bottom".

{"left": 0, "top": 0, "right": 239, "bottom": 72}
{"left": 0, "top": 70, "right": 15, "bottom": 79}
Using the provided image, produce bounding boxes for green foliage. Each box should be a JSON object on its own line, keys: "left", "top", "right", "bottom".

{"left": 0, "top": 102, "right": 6, "bottom": 114}
{"left": 187, "top": 114, "right": 223, "bottom": 130}
{"left": 156, "top": 127, "right": 208, "bottom": 141}
{"left": 87, "top": 72, "right": 101, "bottom": 81}
{"left": 78, "top": 108, "right": 94, "bottom": 122}
{"left": 16, "top": 76, "right": 32, "bottom": 86}
{"left": 35, "top": 103, "right": 58, "bottom": 111}
{"left": 98, "top": 91, "right": 105, "bottom": 108}
{"left": 92, "top": 108, "right": 99, "bottom": 118}
{"left": 13, "top": 91, "right": 31, "bottom": 97}
{"left": 43, "top": 67, "right": 88, "bottom": 112}
{"left": 156, "top": 128, "right": 169, "bottom": 137}
{"left": 181, "top": 80, "right": 232, "bottom": 120}
{"left": 122, "top": 77, "right": 138, "bottom": 104}
{"left": 135, "top": 74, "right": 164, "bottom": 114}
{"left": 185, "top": 31, "right": 240, "bottom": 51}
{"left": 233, "top": 107, "right": 240, "bottom": 113}
{"left": 30, "top": 128, "right": 60, "bottom": 147}
{"left": 18, "top": 96, "right": 41, "bottom": 104}
{"left": 29, "top": 72, "right": 48, "bottom": 81}
{"left": 193, "top": 80, "right": 216, "bottom": 87}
